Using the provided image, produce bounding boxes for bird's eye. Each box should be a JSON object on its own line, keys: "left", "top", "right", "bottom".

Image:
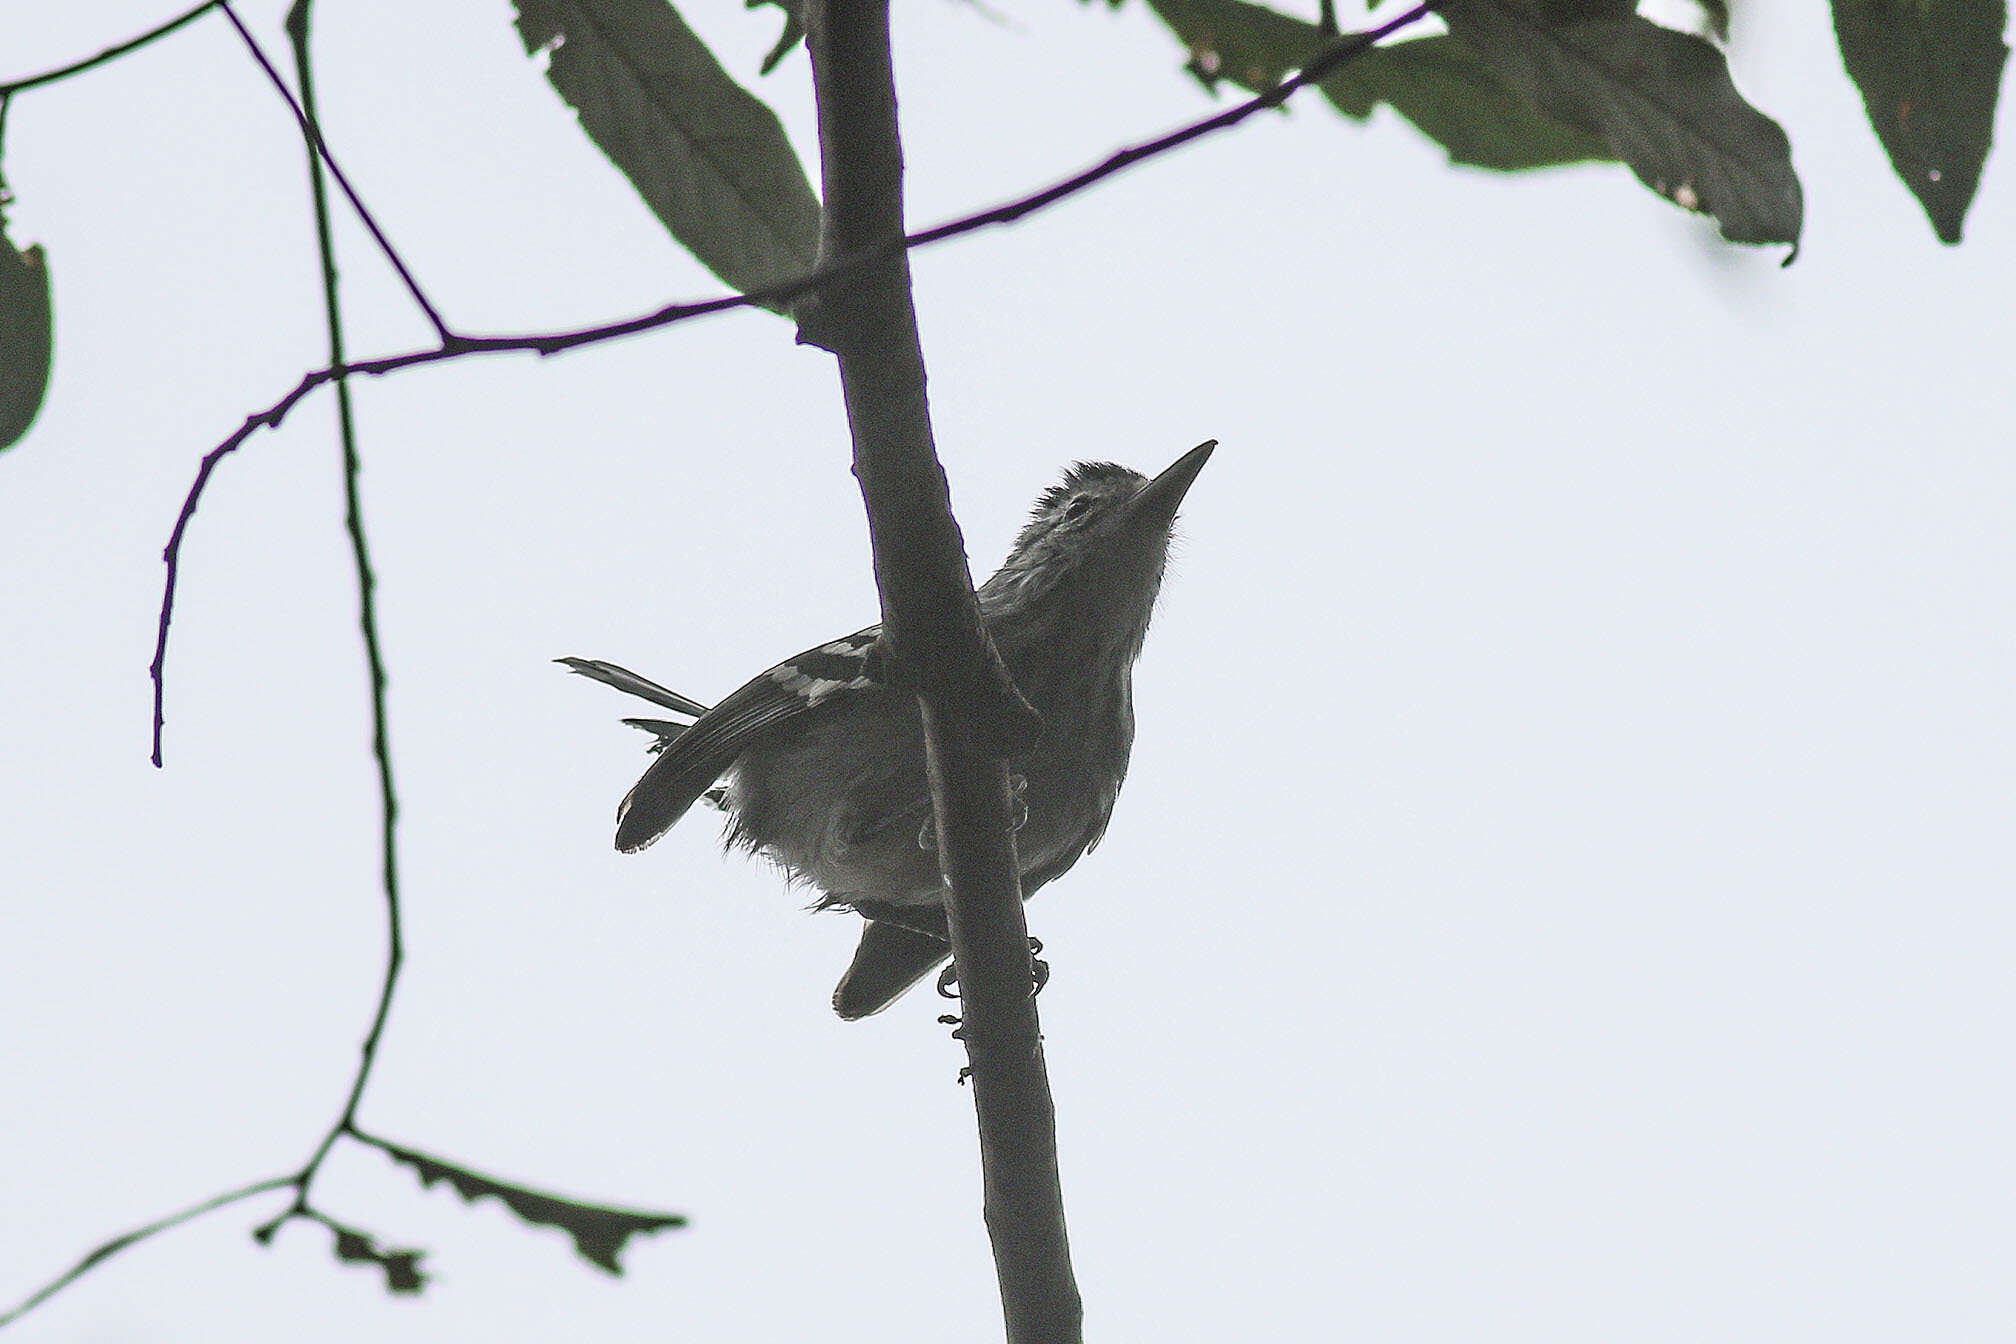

{"left": 1063, "top": 497, "right": 1092, "bottom": 520}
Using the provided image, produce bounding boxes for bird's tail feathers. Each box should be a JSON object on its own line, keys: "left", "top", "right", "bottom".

{"left": 557, "top": 657, "right": 711, "bottom": 718}
{"left": 832, "top": 920, "right": 952, "bottom": 1020}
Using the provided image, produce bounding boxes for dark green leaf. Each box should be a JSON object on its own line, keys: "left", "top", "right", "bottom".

{"left": 1832, "top": 0, "right": 2006, "bottom": 244}
{"left": 1440, "top": 0, "right": 1803, "bottom": 251}
{"left": 745, "top": 0, "right": 805, "bottom": 75}
{"left": 376, "top": 1136, "right": 685, "bottom": 1275}
{"left": 1147, "top": 0, "right": 1614, "bottom": 169}
{"left": 0, "top": 223, "right": 51, "bottom": 451}
{"left": 514, "top": 0, "right": 820, "bottom": 307}
{"left": 327, "top": 1223, "right": 428, "bottom": 1295}
{"left": 1325, "top": 35, "right": 1615, "bottom": 170}
{"left": 1532, "top": 0, "right": 1634, "bottom": 18}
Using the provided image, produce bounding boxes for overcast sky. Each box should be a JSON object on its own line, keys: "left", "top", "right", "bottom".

{"left": 3, "top": 2, "right": 2012, "bottom": 1341}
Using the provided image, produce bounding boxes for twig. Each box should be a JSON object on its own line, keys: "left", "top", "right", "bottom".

{"left": 145, "top": 5, "right": 1433, "bottom": 764}
{"left": 9, "top": 8, "right": 410, "bottom": 1327}
{"left": 905, "top": 3, "right": 1434, "bottom": 248}
{"left": 0, "top": 2, "right": 221, "bottom": 96}
{"left": 274, "top": 0, "right": 407, "bottom": 1221}
{"left": 0, "top": 1176, "right": 294, "bottom": 1327}
{"left": 217, "top": 2, "right": 452, "bottom": 342}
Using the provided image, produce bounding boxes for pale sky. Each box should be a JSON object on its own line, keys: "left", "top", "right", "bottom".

{"left": 3, "top": 2, "right": 2012, "bottom": 1341}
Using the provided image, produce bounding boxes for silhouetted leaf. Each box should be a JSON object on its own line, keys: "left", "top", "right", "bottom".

{"left": 1324, "top": 35, "right": 1614, "bottom": 169}
{"left": 327, "top": 1222, "right": 428, "bottom": 1295}
{"left": 1832, "top": 0, "right": 2006, "bottom": 244}
{"left": 375, "top": 1136, "right": 685, "bottom": 1275}
{"left": 514, "top": 0, "right": 820, "bottom": 307}
{"left": 745, "top": 0, "right": 805, "bottom": 75}
{"left": 1440, "top": 0, "right": 1802, "bottom": 251}
{"left": 0, "top": 218, "right": 51, "bottom": 451}
{"left": 1147, "top": 0, "right": 1613, "bottom": 169}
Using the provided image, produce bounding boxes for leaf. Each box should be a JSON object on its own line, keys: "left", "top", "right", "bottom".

{"left": 327, "top": 1223, "right": 428, "bottom": 1295}
{"left": 514, "top": 0, "right": 820, "bottom": 307}
{"left": 1324, "top": 35, "right": 1615, "bottom": 170}
{"left": 1831, "top": 0, "right": 2007, "bottom": 244}
{"left": 0, "top": 221, "right": 51, "bottom": 452}
{"left": 1147, "top": 0, "right": 1614, "bottom": 169}
{"left": 1439, "top": 0, "right": 1803, "bottom": 251}
{"left": 745, "top": 0, "right": 805, "bottom": 75}
{"left": 375, "top": 1136, "right": 686, "bottom": 1275}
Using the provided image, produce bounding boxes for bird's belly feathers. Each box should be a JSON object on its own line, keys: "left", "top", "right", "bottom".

{"left": 727, "top": 703, "right": 1117, "bottom": 910}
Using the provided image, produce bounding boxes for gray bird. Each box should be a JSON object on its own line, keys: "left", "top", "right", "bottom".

{"left": 564, "top": 440, "right": 1212, "bottom": 1018}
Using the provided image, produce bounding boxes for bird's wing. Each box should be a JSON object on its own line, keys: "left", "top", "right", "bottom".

{"left": 612, "top": 625, "right": 886, "bottom": 853}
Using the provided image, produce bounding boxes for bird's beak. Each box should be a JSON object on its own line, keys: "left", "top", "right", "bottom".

{"left": 1125, "top": 439, "right": 1216, "bottom": 532}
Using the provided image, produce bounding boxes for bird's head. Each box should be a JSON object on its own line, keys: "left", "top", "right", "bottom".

{"left": 983, "top": 440, "right": 1214, "bottom": 654}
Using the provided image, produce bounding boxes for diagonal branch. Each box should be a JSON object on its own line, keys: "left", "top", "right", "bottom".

{"left": 217, "top": 2, "right": 452, "bottom": 341}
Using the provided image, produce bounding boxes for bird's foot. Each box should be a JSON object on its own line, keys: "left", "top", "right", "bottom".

{"left": 933, "top": 940, "right": 1047, "bottom": 1000}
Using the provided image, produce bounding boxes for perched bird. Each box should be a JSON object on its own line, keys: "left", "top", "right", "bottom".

{"left": 564, "top": 440, "right": 1213, "bottom": 1018}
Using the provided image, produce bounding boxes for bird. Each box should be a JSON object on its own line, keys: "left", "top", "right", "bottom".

{"left": 563, "top": 439, "right": 1213, "bottom": 1019}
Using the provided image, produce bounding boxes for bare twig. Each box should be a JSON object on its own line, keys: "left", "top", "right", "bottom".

{"left": 0, "top": 3, "right": 221, "bottom": 96}
{"left": 271, "top": 0, "right": 407, "bottom": 1223}
{"left": 5, "top": 7, "right": 411, "bottom": 1328}
{"left": 0, "top": 1176, "right": 293, "bottom": 1328}
{"left": 217, "top": 2, "right": 452, "bottom": 341}
{"left": 146, "top": 5, "right": 1433, "bottom": 764}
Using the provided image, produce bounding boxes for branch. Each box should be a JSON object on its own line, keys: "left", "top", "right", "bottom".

{"left": 5, "top": 3, "right": 415, "bottom": 1326}
{"left": 804, "top": 3, "right": 1071, "bottom": 1340}
{"left": 0, "top": 3, "right": 221, "bottom": 97}
{"left": 0, "top": 4, "right": 449, "bottom": 342}
{"left": 0, "top": 1177, "right": 293, "bottom": 1328}
{"left": 274, "top": 0, "right": 406, "bottom": 1213}
{"left": 218, "top": 2, "right": 451, "bottom": 341}
{"left": 145, "top": 3, "right": 1431, "bottom": 766}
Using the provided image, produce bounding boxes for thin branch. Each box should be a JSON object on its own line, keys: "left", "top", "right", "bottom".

{"left": 905, "top": 3, "right": 1435, "bottom": 248}
{"left": 145, "top": 6, "right": 1431, "bottom": 763}
{"left": 217, "top": 2, "right": 452, "bottom": 342}
{"left": 0, "top": 2, "right": 221, "bottom": 97}
{"left": 0, "top": 1176, "right": 293, "bottom": 1328}
{"left": 275, "top": 0, "right": 406, "bottom": 1217}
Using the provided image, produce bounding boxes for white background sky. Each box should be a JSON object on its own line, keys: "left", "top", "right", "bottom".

{"left": 3, "top": 2, "right": 2012, "bottom": 1341}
